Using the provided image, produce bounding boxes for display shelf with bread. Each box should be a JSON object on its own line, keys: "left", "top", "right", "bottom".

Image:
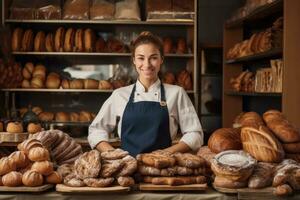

{"left": 225, "top": 0, "right": 283, "bottom": 28}
{"left": 223, "top": 1, "right": 300, "bottom": 128}
{"left": 225, "top": 91, "right": 282, "bottom": 97}
{"left": 225, "top": 48, "right": 282, "bottom": 64}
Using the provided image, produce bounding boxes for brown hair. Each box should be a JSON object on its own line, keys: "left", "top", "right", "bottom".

{"left": 131, "top": 31, "right": 164, "bottom": 58}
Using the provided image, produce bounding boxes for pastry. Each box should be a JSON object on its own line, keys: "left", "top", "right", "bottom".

{"left": 9, "top": 151, "right": 29, "bottom": 169}
{"left": 54, "top": 27, "right": 65, "bottom": 52}
{"left": 83, "top": 79, "right": 99, "bottom": 89}
{"left": 0, "top": 157, "right": 17, "bottom": 175}
{"left": 22, "top": 170, "right": 44, "bottom": 187}
{"left": 34, "top": 31, "right": 46, "bottom": 52}
{"left": 2, "top": 171, "right": 23, "bottom": 187}
{"left": 45, "top": 33, "right": 54, "bottom": 52}
{"left": 83, "top": 177, "right": 114, "bottom": 187}
{"left": 208, "top": 128, "right": 242, "bottom": 153}
{"left": 64, "top": 28, "right": 75, "bottom": 52}
{"left": 6, "top": 121, "right": 23, "bottom": 133}
{"left": 46, "top": 171, "right": 62, "bottom": 184}
{"left": 74, "top": 150, "right": 101, "bottom": 179}
{"left": 11, "top": 28, "right": 24, "bottom": 51}
{"left": 21, "top": 29, "right": 34, "bottom": 51}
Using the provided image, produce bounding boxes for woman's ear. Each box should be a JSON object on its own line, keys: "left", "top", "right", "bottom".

{"left": 132, "top": 56, "right": 136, "bottom": 65}
{"left": 160, "top": 56, "right": 164, "bottom": 65}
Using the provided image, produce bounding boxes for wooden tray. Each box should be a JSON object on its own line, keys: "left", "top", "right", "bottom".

{"left": 0, "top": 132, "right": 28, "bottom": 142}
{"left": 238, "top": 187, "right": 276, "bottom": 200}
{"left": 212, "top": 183, "right": 239, "bottom": 194}
{"left": 56, "top": 184, "right": 130, "bottom": 193}
{"left": 139, "top": 183, "right": 207, "bottom": 191}
{"left": 0, "top": 184, "right": 53, "bottom": 192}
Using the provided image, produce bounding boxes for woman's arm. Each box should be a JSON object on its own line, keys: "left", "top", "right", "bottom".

{"left": 96, "top": 141, "right": 115, "bottom": 152}
{"left": 163, "top": 141, "right": 191, "bottom": 153}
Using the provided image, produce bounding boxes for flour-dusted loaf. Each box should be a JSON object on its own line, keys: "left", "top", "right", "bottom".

{"left": 241, "top": 125, "right": 284, "bottom": 162}
{"left": 248, "top": 162, "right": 276, "bottom": 189}
{"left": 74, "top": 150, "right": 101, "bottom": 179}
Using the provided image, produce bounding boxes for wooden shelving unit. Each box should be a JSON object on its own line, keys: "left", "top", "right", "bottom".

{"left": 223, "top": 0, "right": 300, "bottom": 127}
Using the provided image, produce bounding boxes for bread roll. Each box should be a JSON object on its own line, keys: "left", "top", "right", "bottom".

{"left": 46, "top": 171, "right": 62, "bottom": 184}
{"left": 31, "top": 161, "right": 54, "bottom": 176}
{"left": 208, "top": 128, "right": 242, "bottom": 153}
{"left": 70, "top": 112, "right": 80, "bottom": 122}
{"left": 2, "top": 171, "right": 23, "bottom": 187}
{"left": 95, "top": 36, "right": 106, "bottom": 52}
{"left": 163, "top": 37, "right": 173, "bottom": 54}
{"left": 22, "top": 79, "right": 31, "bottom": 88}
{"left": 55, "top": 112, "right": 70, "bottom": 122}
{"left": 176, "top": 38, "right": 187, "bottom": 54}
{"left": 17, "top": 138, "right": 43, "bottom": 154}
{"left": 61, "top": 79, "right": 70, "bottom": 89}
{"left": 22, "top": 170, "right": 44, "bottom": 187}
{"left": 99, "top": 80, "right": 113, "bottom": 90}
{"left": 163, "top": 72, "right": 176, "bottom": 85}
{"left": 38, "top": 112, "right": 54, "bottom": 121}
{"left": 84, "top": 28, "right": 96, "bottom": 52}
{"left": 34, "top": 31, "right": 46, "bottom": 52}
{"left": 45, "top": 33, "right": 54, "bottom": 52}
{"left": 33, "top": 64, "right": 46, "bottom": 79}
{"left": 263, "top": 110, "right": 300, "bottom": 143}
{"left": 64, "top": 28, "right": 75, "bottom": 52}
{"left": 74, "top": 29, "right": 84, "bottom": 52}
{"left": 83, "top": 79, "right": 99, "bottom": 89}
{"left": 46, "top": 75, "right": 61, "bottom": 89}
{"left": 22, "top": 63, "right": 34, "bottom": 80}
{"left": 70, "top": 79, "right": 84, "bottom": 89}
{"left": 27, "top": 122, "right": 42, "bottom": 134}
{"left": 32, "top": 106, "right": 43, "bottom": 115}
{"left": 28, "top": 147, "right": 50, "bottom": 162}
{"left": 21, "top": 29, "right": 34, "bottom": 51}
{"left": 6, "top": 121, "right": 23, "bottom": 133}
{"left": 0, "top": 157, "right": 17, "bottom": 175}
{"left": 54, "top": 27, "right": 65, "bottom": 52}
{"left": 11, "top": 28, "right": 24, "bottom": 51}
{"left": 9, "top": 151, "right": 29, "bottom": 169}
{"left": 79, "top": 111, "right": 93, "bottom": 122}
{"left": 241, "top": 126, "right": 284, "bottom": 162}
{"left": 30, "top": 76, "right": 44, "bottom": 88}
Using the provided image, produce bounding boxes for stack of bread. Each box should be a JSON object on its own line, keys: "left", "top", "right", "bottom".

{"left": 162, "top": 69, "right": 193, "bottom": 90}
{"left": 59, "top": 149, "right": 137, "bottom": 187}
{"left": 0, "top": 59, "right": 23, "bottom": 89}
{"left": 226, "top": 17, "right": 283, "bottom": 60}
{"left": 0, "top": 138, "right": 62, "bottom": 187}
{"left": 29, "top": 130, "right": 82, "bottom": 165}
{"left": 21, "top": 62, "right": 47, "bottom": 89}
{"left": 230, "top": 70, "right": 254, "bottom": 92}
{"left": 137, "top": 151, "right": 209, "bottom": 186}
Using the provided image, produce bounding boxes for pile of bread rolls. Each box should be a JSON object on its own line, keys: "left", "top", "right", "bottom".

{"left": 163, "top": 37, "right": 188, "bottom": 54}
{"left": 21, "top": 62, "right": 47, "bottom": 89}
{"left": 0, "top": 138, "right": 62, "bottom": 187}
{"left": 162, "top": 69, "right": 193, "bottom": 90}
{"left": 29, "top": 129, "right": 82, "bottom": 166}
{"left": 226, "top": 17, "right": 283, "bottom": 60}
{"left": 11, "top": 27, "right": 126, "bottom": 53}
{"left": 138, "top": 151, "right": 209, "bottom": 186}
{"left": 0, "top": 59, "right": 23, "bottom": 89}
{"left": 59, "top": 149, "right": 137, "bottom": 187}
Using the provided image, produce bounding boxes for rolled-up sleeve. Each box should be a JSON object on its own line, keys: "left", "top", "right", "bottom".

{"left": 177, "top": 87, "right": 204, "bottom": 151}
{"left": 88, "top": 92, "right": 117, "bottom": 149}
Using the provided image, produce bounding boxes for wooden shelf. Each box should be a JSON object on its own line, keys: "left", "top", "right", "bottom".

{"left": 225, "top": 48, "right": 282, "bottom": 64}
{"left": 0, "top": 88, "right": 195, "bottom": 94}
{"left": 225, "top": 91, "right": 282, "bottom": 97}
{"left": 12, "top": 52, "right": 193, "bottom": 58}
{"left": 5, "top": 19, "right": 194, "bottom": 26}
{"left": 225, "top": 0, "right": 283, "bottom": 28}
{"left": 200, "top": 43, "right": 223, "bottom": 49}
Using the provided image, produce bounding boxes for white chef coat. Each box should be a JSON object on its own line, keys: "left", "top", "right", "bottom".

{"left": 88, "top": 79, "right": 203, "bottom": 151}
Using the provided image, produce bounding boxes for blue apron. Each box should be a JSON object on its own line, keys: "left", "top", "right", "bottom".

{"left": 121, "top": 83, "right": 171, "bottom": 157}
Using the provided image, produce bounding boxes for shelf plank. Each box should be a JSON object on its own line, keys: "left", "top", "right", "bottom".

{"left": 12, "top": 52, "right": 193, "bottom": 58}
{"left": 225, "top": 48, "right": 282, "bottom": 64}
{"left": 5, "top": 19, "right": 194, "bottom": 26}
{"left": 0, "top": 88, "right": 195, "bottom": 94}
{"left": 225, "top": 91, "right": 282, "bottom": 97}
{"left": 225, "top": 0, "right": 283, "bottom": 28}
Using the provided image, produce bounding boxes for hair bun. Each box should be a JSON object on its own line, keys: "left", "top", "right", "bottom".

{"left": 139, "top": 31, "right": 153, "bottom": 37}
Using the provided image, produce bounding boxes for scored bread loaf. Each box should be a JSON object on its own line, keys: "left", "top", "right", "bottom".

{"left": 208, "top": 128, "right": 242, "bottom": 153}
{"left": 241, "top": 126, "right": 284, "bottom": 162}
{"left": 263, "top": 110, "right": 300, "bottom": 143}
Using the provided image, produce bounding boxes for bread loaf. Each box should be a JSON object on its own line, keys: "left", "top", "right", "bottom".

{"left": 117, "top": 176, "right": 135, "bottom": 187}
{"left": 34, "top": 31, "right": 46, "bottom": 52}
{"left": 9, "top": 151, "right": 29, "bottom": 169}
{"left": 84, "top": 29, "right": 96, "bottom": 52}
{"left": 21, "top": 29, "right": 34, "bottom": 51}
{"left": 283, "top": 142, "right": 300, "bottom": 154}
{"left": 263, "top": 110, "right": 300, "bottom": 143}
{"left": 54, "top": 27, "right": 65, "bottom": 52}
{"left": 83, "top": 79, "right": 99, "bottom": 89}
{"left": 64, "top": 28, "right": 75, "bottom": 52}
{"left": 197, "top": 146, "right": 216, "bottom": 166}
{"left": 274, "top": 184, "right": 293, "bottom": 196}
{"left": 27, "top": 122, "right": 42, "bottom": 134}
{"left": 6, "top": 122, "right": 23, "bottom": 133}
{"left": 139, "top": 152, "right": 176, "bottom": 169}
{"left": 208, "top": 128, "right": 242, "bottom": 153}
{"left": 46, "top": 171, "right": 62, "bottom": 184}
{"left": 11, "top": 28, "right": 24, "bottom": 51}
{"left": 0, "top": 157, "right": 17, "bottom": 175}
{"left": 248, "top": 162, "right": 275, "bottom": 189}
{"left": 74, "top": 150, "right": 101, "bottom": 179}
{"left": 214, "top": 176, "right": 247, "bottom": 189}
{"left": 176, "top": 70, "right": 192, "bottom": 90}
{"left": 22, "top": 170, "right": 44, "bottom": 187}
{"left": 45, "top": 33, "right": 54, "bottom": 52}
{"left": 38, "top": 112, "right": 54, "bottom": 121}
{"left": 74, "top": 29, "right": 84, "bottom": 52}
{"left": 28, "top": 147, "right": 50, "bottom": 162}
{"left": 241, "top": 126, "right": 284, "bottom": 162}
{"left": 31, "top": 161, "right": 54, "bottom": 176}
{"left": 55, "top": 112, "right": 70, "bottom": 122}
{"left": 2, "top": 171, "right": 23, "bottom": 187}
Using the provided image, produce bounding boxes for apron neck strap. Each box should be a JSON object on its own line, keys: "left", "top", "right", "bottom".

{"left": 129, "top": 82, "right": 166, "bottom": 102}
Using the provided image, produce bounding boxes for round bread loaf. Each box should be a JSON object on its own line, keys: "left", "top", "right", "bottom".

{"left": 22, "top": 170, "right": 43, "bottom": 186}
{"left": 208, "top": 128, "right": 242, "bottom": 153}
{"left": 31, "top": 161, "right": 54, "bottom": 176}
{"left": 2, "top": 171, "right": 23, "bottom": 187}
{"left": 0, "top": 157, "right": 17, "bottom": 175}
{"left": 55, "top": 112, "right": 70, "bottom": 122}
{"left": 6, "top": 121, "right": 23, "bottom": 133}
{"left": 27, "top": 122, "right": 42, "bottom": 134}
{"left": 46, "top": 171, "right": 62, "bottom": 184}
{"left": 46, "top": 75, "right": 61, "bottom": 89}
{"left": 9, "top": 151, "right": 29, "bottom": 168}
{"left": 28, "top": 147, "right": 50, "bottom": 162}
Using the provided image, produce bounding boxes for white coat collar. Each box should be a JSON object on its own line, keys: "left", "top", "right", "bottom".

{"left": 136, "top": 79, "right": 161, "bottom": 92}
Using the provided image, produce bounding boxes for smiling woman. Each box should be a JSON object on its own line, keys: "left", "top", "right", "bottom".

{"left": 89, "top": 31, "right": 204, "bottom": 157}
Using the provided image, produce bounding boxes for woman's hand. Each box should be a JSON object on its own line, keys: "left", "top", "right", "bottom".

{"left": 163, "top": 142, "right": 191, "bottom": 154}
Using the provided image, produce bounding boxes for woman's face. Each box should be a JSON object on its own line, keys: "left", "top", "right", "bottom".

{"left": 133, "top": 43, "right": 163, "bottom": 83}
